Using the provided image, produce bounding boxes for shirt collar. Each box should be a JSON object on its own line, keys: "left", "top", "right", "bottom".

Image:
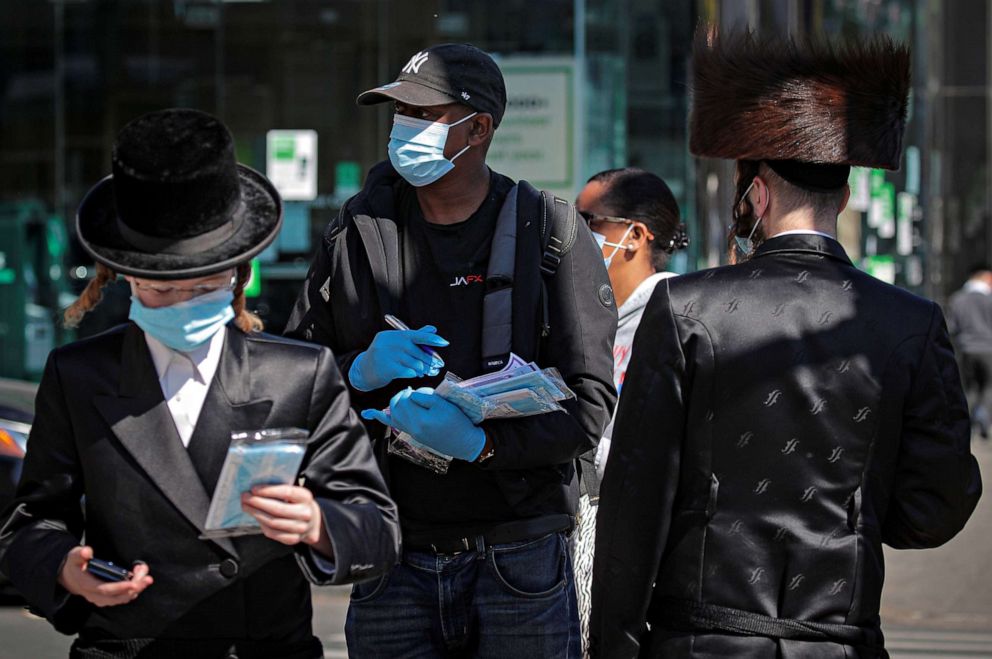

{"left": 769, "top": 229, "right": 836, "bottom": 239}
{"left": 144, "top": 327, "right": 226, "bottom": 384}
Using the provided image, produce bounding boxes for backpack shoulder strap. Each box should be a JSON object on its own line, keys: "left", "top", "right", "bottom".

{"left": 352, "top": 214, "right": 401, "bottom": 317}
{"left": 517, "top": 182, "right": 601, "bottom": 498}
{"left": 480, "top": 185, "right": 519, "bottom": 372}
{"left": 538, "top": 188, "right": 580, "bottom": 278}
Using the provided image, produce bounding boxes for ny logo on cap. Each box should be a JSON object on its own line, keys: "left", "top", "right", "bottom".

{"left": 402, "top": 51, "right": 429, "bottom": 74}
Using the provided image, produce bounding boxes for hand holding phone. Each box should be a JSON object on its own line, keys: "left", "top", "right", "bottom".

{"left": 87, "top": 558, "right": 133, "bottom": 582}
{"left": 58, "top": 546, "right": 153, "bottom": 607}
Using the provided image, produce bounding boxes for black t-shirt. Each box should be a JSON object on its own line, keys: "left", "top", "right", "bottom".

{"left": 389, "top": 169, "right": 517, "bottom": 537}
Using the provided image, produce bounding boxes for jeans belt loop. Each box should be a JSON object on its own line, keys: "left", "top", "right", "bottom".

{"left": 474, "top": 534, "right": 486, "bottom": 558}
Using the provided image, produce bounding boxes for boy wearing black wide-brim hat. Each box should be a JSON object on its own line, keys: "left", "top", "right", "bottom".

{"left": 0, "top": 108, "right": 400, "bottom": 658}
{"left": 590, "top": 28, "right": 982, "bottom": 659}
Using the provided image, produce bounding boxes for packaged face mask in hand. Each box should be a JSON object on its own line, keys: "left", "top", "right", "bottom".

{"left": 202, "top": 428, "right": 309, "bottom": 538}
{"left": 384, "top": 355, "right": 576, "bottom": 473}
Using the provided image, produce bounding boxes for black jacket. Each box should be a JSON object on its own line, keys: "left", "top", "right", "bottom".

{"left": 591, "top": 234, "right": 982, "bottom": 659}
{"left": 0, "top": 324, "right": 400, "bottom": 642}
{"left": 285, "top": 162, "right": 617, "bottom": 525}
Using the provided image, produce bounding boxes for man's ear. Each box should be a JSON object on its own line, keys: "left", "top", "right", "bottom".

{"left": 839, "top": 184, "right": 851, "bottom": 214}
{"left": 752, "top": 176, "right": 770, "bottom": 219}
{"left": 468, "top": 114, "right": 494, "bottom": 146}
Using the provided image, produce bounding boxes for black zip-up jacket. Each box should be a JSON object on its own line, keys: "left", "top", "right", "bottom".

{"left": 286, "top": 162, "right": 617, "bottom": 532}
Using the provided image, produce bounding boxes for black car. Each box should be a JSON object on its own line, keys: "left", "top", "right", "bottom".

{"left": 0, "top": 377, "right": 37, "bottom": 596}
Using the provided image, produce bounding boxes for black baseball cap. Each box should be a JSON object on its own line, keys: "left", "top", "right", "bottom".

{"left": 356, "top": 43, "right": 507, "bottom": 128}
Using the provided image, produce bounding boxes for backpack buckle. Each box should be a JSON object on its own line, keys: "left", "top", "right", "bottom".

{"left": 540, "top": 252, "right": 561, "bottom": 277}
{"left": 540, "top": 236, "right": 564, "bottom": 277}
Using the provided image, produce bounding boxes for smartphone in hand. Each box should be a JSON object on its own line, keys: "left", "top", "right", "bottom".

{"left": 87, "top": 558, "right": 133, "bottom": 582}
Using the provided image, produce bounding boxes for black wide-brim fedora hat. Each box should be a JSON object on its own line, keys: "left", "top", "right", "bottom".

{"left": 77, "top": 108, "right": 282, "bottom": 279}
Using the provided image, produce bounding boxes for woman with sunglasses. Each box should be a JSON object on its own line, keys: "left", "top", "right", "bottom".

{"left": 0, "top": 109, "right": 399, "bottom": 659}
{"left": 572, "top": 167, "right": 689, "bottom": 656}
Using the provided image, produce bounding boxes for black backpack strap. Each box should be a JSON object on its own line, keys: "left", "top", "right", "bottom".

{"left": 480, "top": 185, "right": 519, "bottom": 372}
{"left": 517, "top": 181, "right": 601, "bottom": 499}
{"left": 353, "top": 214, "right": 401, "bottom": 317}
{"left": 538, "top": 189, "right": 579, "bottom": 278}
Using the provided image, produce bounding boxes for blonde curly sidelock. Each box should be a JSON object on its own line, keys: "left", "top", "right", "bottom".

{"left": 63, "top": 263, "right": 117, "bottom": 328}
{"left": 233, "top": 262, "right": 264, "bottom": 333}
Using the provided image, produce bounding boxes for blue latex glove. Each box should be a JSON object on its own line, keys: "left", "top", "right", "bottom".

{"left": 362, "top": 387, "right": 486, "bottom": 462}
{"left": 348, "top": 326, "right": 448, "bottom": 392}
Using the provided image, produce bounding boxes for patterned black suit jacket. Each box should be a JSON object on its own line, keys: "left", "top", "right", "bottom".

{"left": 591, "top": 234, "right": 982, "bottom": 658}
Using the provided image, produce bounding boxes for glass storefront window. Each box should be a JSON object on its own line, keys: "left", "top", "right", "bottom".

{"left": 1, "top": 0, "right": 698, "bottom": 350}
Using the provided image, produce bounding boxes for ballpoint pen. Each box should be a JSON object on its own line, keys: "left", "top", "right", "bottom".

{"left": 383, "top": 314, "right": 444, "bottom": 367}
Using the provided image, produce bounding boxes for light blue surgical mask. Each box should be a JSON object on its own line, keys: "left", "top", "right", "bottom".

{"left": 593, "top": 223, "right": 634, "bottom": 269}
{"left": 129, "top": 287, "right": 235, "bottom": 352}
{"left": 387, "top": 112, "right": 477, "bottom": 187}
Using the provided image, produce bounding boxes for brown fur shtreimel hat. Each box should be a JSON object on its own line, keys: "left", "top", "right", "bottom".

{"left": 689, "top": 27, "right": 911, "bottom": 172}
{"left": 77, "top": 108, "right": 283, "bottom": 279}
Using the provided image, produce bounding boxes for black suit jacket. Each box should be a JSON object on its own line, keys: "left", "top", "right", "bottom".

{"left": 591, "top": 235, "right": 982, "bottom": 658}
{"left": 0, "top": 323, "right": 400, "bottom": 641}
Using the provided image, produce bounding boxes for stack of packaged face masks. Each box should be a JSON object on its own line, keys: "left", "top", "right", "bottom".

{"left": 202, "top": 428, "right": 309, "bottom": 538}
{"left": 389, "top": 353, "right": 574, "bottom": 473}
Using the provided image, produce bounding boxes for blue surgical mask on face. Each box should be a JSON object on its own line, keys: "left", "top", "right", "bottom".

{"left": 593, "top": 224, "right": 634, "bottom": 269}
{"left": 129, "top": 287, "right": 235, "bottom": 352}
{"left": 387, "top": 112, "right": 477, "bottom": 187}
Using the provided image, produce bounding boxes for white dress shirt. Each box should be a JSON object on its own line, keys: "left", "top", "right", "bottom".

{"left": 144, "top": 328, "right": 226, "bottom": 447}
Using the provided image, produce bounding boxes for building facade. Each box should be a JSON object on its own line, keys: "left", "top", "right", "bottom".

{"left": 0, "top": 0, "right": 985, "bottom": 378}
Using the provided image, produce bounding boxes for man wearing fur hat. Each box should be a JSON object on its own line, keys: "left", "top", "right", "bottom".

{"left": 590, "top": 30, "right": 982, "bottom": 658}
{"left": 0, "top": 109, "right": 400, "bottom": 658}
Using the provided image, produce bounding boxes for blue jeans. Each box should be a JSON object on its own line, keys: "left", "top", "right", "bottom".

{"left": 344, "top": 531, "right": 580, "bottom": 658}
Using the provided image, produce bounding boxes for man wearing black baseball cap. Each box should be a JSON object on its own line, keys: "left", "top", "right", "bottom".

{"left": 287, "top": 43, "right": 616, "bottom": 657}
{"left": 357, "top": 43, "right": 507, "bottom": 128}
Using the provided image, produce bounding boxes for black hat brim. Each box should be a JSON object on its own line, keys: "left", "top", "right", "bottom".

{"left": 76, "top": 164, "right": 282, "bottom": 279}
{"left": 356, "top": 80, "right": 459, "bottom": 108}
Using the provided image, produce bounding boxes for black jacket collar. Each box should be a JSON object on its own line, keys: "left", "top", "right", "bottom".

{"left": 752, "top": 233, "right": 853, "bottom": 266}
{"left": 348, "top": 160, "right": 405, "bottom": 221}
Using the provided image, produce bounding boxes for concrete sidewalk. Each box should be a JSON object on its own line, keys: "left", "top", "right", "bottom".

{"left": 880, "top": 437, "right": 992, "bottom": 633}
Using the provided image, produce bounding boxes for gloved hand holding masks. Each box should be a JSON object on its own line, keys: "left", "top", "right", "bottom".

{"left": 348, "top": 326, "right": 448, "bottom": 391}
{"left": 362, "top": 387, "right": 486, "bottom": 462}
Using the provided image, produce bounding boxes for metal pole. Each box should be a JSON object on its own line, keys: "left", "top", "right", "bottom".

{"left": 376, "top": 0, "right": 391, "bottom": 157}
{"left": 927, "top": 0, "right": 944, "bottom": 301}
{"left": 215, "top": 0, "right": 225, "bottom": 117}
{"left": 987, "top": 0, "right": 992, "bottom": 268}
{"left": 573, "top": 0, "right": 586, "bottom": 195}
{"left": 53, "top": 0, "right": 65, "bottom": 222}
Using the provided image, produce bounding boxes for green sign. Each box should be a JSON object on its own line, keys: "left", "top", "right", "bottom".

{"left": 244, "top": 258, "right": 262, "bottom": 298}
{"left": 869, "top": 169, "right": 886, "bottom": 196}
{"left": 273, "top": 137, "right": 295, "bottom": 161}
{"left": 335, "top": 161, "right": 362, "bottom": 197}
{"left": 863, "top": 254, "right": 896, "bottom": 284}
